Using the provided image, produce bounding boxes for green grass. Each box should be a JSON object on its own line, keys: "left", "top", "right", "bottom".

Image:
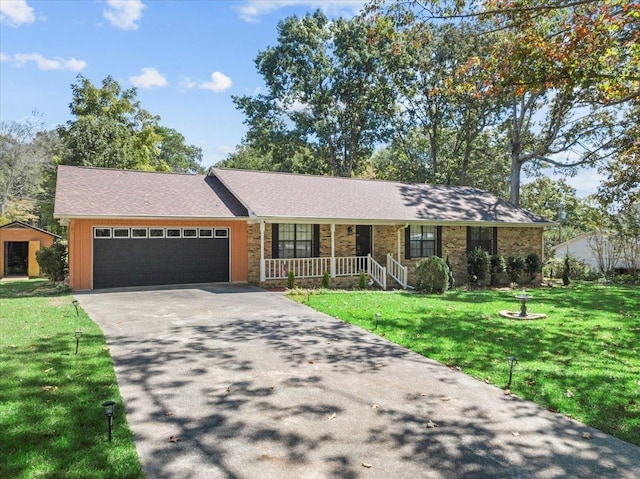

{"left": 0, "top": 279, "right": 144, "bottom": 479}
{"left": 291, "top": 282, "right": 640, "bottom": 446}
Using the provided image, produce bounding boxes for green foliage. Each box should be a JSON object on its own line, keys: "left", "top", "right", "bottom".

{"left": 359, "top": 271, "right": 368, "bottom": 289}
{"left": 506, "top": 256, "right": 526, "bottom": 284}
{"left": 490, "top": 254, "right": 506, "bottom": 286}
{"left": 467, "top": 247, "right": 490, "bottom": 285}
{"left": 287, "top": 270, "right": 296, "bottom": 289}
{"left": 321, "top": 270, "right": 331, "bottom": 289}
{"left": 294, "top": 282, "right": 640, "bottom": 446}
{"left": 233, "top": 11, "right": 396, "bottom": 176}
{"left": 525, "top": 253, "right": 542, "bottom": 283}
{"left": 35, "top": 242, "right": 68, "bottom": 282}
{"left": 155, "top": 126, "right": 204, "bottom": 173}
{"left": 445, "top": 253, "right": 455, "bottom": 289}
{"left": 0, "top": 280, "right": 144, "bottom": 478}
{"left": 415, "top": 256, "right": 450, "bottom": 294}
{"left": 562, "top": 256, "right": 571, "bottom": 286}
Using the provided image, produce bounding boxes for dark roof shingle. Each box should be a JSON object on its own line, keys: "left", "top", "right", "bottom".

{"left": 212, "top": 168, "right": 551, "bottom": 225}
{"left": 54, "top": 165, "right": 248, "bottom": 219}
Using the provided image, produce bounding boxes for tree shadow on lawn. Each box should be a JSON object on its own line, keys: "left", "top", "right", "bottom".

{"left": 0, "top": 332, "right": 142, "bottom": 479}
{"left": 0, "top": 279, "right": 70, "bottom": 299}
{"left": 101, "top": 304, "right": 640, "bottom": 478}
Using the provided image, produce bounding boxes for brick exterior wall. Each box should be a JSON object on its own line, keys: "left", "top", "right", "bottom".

{"left": 248, "top": 222, "right": 544, "bottom": 288}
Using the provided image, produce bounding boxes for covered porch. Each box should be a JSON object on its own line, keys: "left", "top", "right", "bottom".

{"left": 254, "top": 221, "right": 409, "bottom": 289}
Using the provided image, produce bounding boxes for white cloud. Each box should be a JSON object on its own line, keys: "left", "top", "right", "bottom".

{"left": 178, "top": 76, "right": 197, "bottom": 89}
{"left": 199, "top": 72, "right": 232, "bottom": 93}
{"left": 235, "top": 0, "right": 365, "bottom": 23}
{"left": 103, "top": 0, "right": 145, "bottom": 30}
{"left": 0, "top": 52, "right": 10, "bottom": 62}
{"left": 0, "top": 0, "right": 35, "bottom": 26}
{"left": 8, "top": 52, "right": 86, "bottom": 71}
{"left": 129, "top": 67, "right": 167, "bottom": 88}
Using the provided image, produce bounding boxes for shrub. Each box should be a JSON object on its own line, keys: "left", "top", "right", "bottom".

{"left": 445, "top": 253, "right": 455, "bottom": 289}
{"left": 525, "top": 253, "right": 542, "bottom": 283}
{"left": 359, "top": 271, "right": 367, "bottom": 289}
{"left": 562, "top": 256, "right": 571, "bottom": 286}
{"left": 415, "top": 256, "right": 450, "bottom": 294}
{"left": 287, "top": 270, "right": 295, "bottom": 289}
{"left": 490, "top": 255, "right": 506, "bottom": 286}
{"left": 321, "top": 270, "right": 330, "bottom": 289}
{"left": 467, "top": 247, "right": 490, "bottom": 285}
{"left": 506, "top": 255, "right": 526, "bottom": 283}
{"left": 35, "top": 242, "right": 68, "bottom": 282}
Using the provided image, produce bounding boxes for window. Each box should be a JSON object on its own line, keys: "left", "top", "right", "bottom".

{"left": 132, "top": 228, "right": 148, "bottom": 238}
{"left": 273, "top": 224, "right": 318, "bottom": 259}
{"left": 214, "top": 228, "right": 228, "bottom": 238}
{"left": 183, "top": 228, "right": 197, "bottom": 238}
{"left": 94, "top": 228, "right": 111, "bottom": 238}
{"left": 407, "top": 225, "right": 437, "bottom": 258}
{"left": 166, "top": 228, "right": 181, "bottom": 238}
{"left": 467, "top": 227, "right": 497, "bottom": 254}
{"left": 199, "top": 228, "right": 213, "bottom": 238}
{"left": 113, "top": 228, "right": 130, "bottom": 238}
{"left": 149, "top": 228, "right": 165, "bottom": 238}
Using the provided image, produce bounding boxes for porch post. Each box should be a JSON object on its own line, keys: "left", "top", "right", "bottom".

{"left": 260, "top": 221, "right": 266, "bottom": 282}
{"left": 330, "top": 223, "right": 336, "bottom": 278}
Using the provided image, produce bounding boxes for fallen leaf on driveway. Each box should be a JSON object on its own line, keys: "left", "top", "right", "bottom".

{"left": 512, "top": 432, "right": 520, "bottom": 436}
{"left": 308, "top": 360, "right": 315, "bottom": 364}
{"left": 361, "top": 462, "right": 372, "bottom": 468}
{"left": 169, "top": 435, "right": 181, "bottom": 442}
{"left": 371, "top": 404, "right": 379, "bottom": 409}
{"left": 164, "top": 411, "right": 174, "bottom": 417}
{"left": 439, "top": 396, "right": 451, "bottom": 401}
{"left": 504, "top": 389, "right": 512, "bottom": 395}
{"left": 327, "top": 412, "right": 336, "bottom": 420}
{"left": 582, "top": 432, "right": 593, "bottom": 440}
{"left": 426, "top": 420, "right": 438, "bottom": 428}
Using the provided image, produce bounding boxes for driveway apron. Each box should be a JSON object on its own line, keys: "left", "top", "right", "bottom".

{"left": 75, "top": 285, "right": 640, "bottom": 479}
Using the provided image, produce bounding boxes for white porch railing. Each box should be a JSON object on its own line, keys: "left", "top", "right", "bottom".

{"left": 387, "top": 253, "right": 408, "bottom": 289}
{"left": 264, "top": 255, "right": 387, "bottom": 289}
{"left": 264, "top": 257, "right": 331, "bottom": 280}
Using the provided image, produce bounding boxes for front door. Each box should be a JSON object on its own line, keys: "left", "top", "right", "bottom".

{"left": 355, "top": 225, "right": 372, "bottom": 257}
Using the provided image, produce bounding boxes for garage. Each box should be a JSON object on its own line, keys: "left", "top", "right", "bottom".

{"left": 93, "top": 226, "right": 230, "bottom": 289}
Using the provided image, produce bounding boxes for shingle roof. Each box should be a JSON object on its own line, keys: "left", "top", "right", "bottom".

{"left": 212, "top": 168, "right": 552, "bottom": 225}
{"left": 0, "top": 220, "right": 61, "bottom": 237}
{"left": 54, "top": 165, "right": 248, "bottom": 219}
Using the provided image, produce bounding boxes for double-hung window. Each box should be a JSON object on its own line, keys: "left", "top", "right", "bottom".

{"left": 273, "top": 224, "right": 318, "bottom": 259}
{"left": 467, "top": 227, "right": 497, "bottom": 255}
{"left": 405, "top": 225, "right": 441, "bottom": 259}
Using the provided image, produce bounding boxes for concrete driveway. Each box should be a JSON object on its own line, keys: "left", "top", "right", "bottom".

{"left": 75, "top": 285, "right": 640, "bottom": 479}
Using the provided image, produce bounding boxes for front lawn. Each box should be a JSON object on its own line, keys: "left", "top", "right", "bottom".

{"left": 0, "top": 279, "right": 144, "bottom": 479}
{"left": 290, "top": 282, "right": 640, "bottom": 446}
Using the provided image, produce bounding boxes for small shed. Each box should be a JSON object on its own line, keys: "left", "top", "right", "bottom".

{"left": 0, "top": 221, "right": 60, "bottom": 278}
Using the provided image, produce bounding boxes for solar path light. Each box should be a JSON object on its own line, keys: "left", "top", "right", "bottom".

{"left": 102, "top": 400, "right": 116, "bottom": 442}
{"left": 74, "top": 329, "right": 83, "bottom": 354}
{"left": 507, "top": 356, "right": 517, "bottom": 388}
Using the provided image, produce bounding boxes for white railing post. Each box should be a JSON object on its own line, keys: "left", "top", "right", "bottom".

{"left": 330, "top": 224, "right": 336, "bottom": 278}
{"left": 260, "top": 221, "right": 266, "bottom": 282}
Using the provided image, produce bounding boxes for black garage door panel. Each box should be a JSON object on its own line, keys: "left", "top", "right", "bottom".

{"left": 94, "top": 237, "right": 229, "bottom": 289}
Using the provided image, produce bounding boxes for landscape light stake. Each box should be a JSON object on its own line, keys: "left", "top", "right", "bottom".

{"left": 373, "top": 312, "right": 381, "bottom": 330}
{"left": 102, "top": 400, "right": 115, "bottom": 442}
{"left": 72, "top": 300, "right": 79, "bottom": 316}
{"left": 507, "top": 356, "right": 517, "bottom": 388}
{"left": 74, "top": 329, "right": 83, "bottom": 354}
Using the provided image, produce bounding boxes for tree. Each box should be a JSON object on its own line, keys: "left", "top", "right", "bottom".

{"left": 233, "top": 11, "right": 396, "bottom": 176}
{"left": 0, "top": 117, "right": 60, "bottom": 223}
{"left": 368, "top": 0, "right": 639, "bottom": 205}
{"left": 155, "top": 126, "right": 204, "bottom": 173}
{"left": 57, "top": 75, "right": 161, "bottom": 170}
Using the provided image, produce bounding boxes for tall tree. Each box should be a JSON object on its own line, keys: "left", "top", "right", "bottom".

{"left": 368, "top": 0, "right": 639, "bottom": 205}
{"left": 234, "top": 11, "right": 396, "bottom": 176}
{"left": 155, "top": 126, "right": 204, "bottom": 173}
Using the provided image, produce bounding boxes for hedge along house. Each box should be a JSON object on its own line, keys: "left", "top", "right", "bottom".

{"left": 54, "top": 165, "right": 552, "bottom": 291}
{"left": 0, "top": 221, "right": 60, "bottom": 279}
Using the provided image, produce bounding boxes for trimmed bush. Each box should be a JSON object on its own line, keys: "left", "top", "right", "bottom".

{"left": 490, "top": 255, "right": 506, "bottom": 286}
{"left": 415, "top": 256, "right": 450, "bottom": 294}
{"left": 35, "top": 242, "right": 68, "bottom": 282}
{"left": 525, "top": 253, "right": 542, "bottom": 283}
{"left": 287, "top": 270, "right": 296, "bottom": 289}
{"left": 321, "top": 270, "right": 330, "bottom": 289}
{"left": 507, "top": 255, "right": 526, "bottom": 284}
{"left": 359, "top": 271, "right": 367, "bottom": 289}
{"left": 467, "top": 247, "right": 490, "bottom": 285}
{"left": 562, "top": 256, "right": 571, "bottom": 286}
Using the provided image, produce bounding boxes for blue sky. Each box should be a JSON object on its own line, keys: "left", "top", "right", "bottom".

{"left": 1, "top": 0, "right": 600, "bottom": 197}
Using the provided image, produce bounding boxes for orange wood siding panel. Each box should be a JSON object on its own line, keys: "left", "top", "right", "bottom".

{"left": 0, "top": 228, "right": 55, "bottom": 278}
{"left": 67, "top": 219, "right": 249, "bottom": 290}
{"left": 28, "top": 241, "right": 41, "bottom": 277}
